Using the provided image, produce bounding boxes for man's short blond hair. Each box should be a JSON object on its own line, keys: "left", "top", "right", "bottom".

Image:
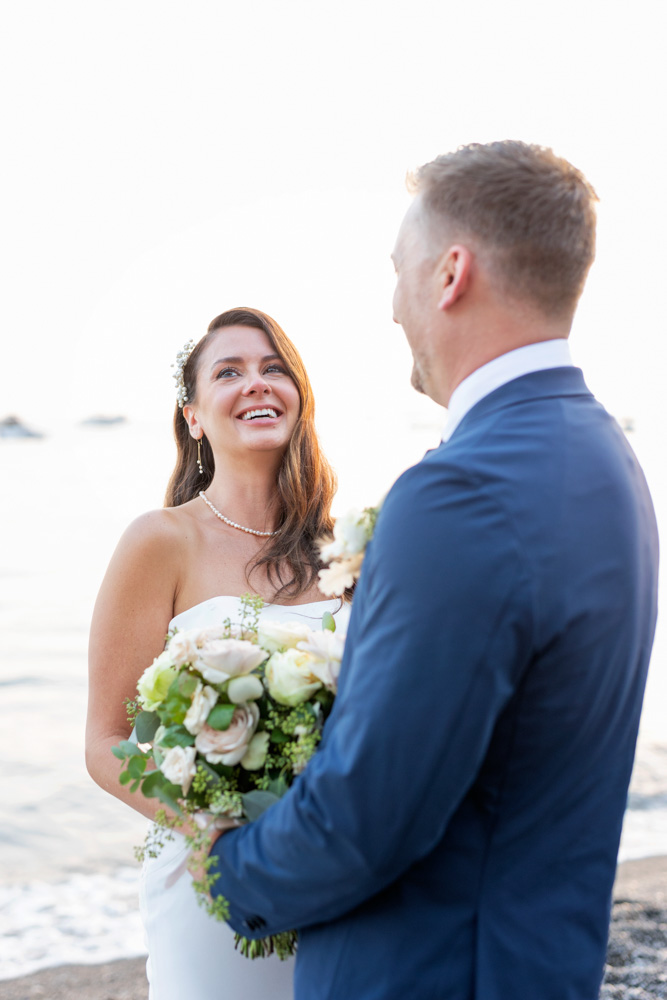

{"left": 408, "top": 141, "right": 598, "bottom": 318}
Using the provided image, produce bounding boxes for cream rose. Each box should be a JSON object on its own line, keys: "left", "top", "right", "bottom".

{"left": 297, "top": 629, "right": 345, "bottom": 692}
{"left": 183, "top": 681, "right": 219, "bottom": 735}
{"left": 166, "top": 629, "right": 200, "bottom": 667}
{"left": 240, "top": 731, "right": 271, "bottom": 771}
{"left": 194, "top": 703, "right": 260, "bottom": 765}
{"left": 317, "top": 552, "right": 363, "bottom": 597}
{"left": 265, "top": 648, "right": 323, "bottom": 706}
{"left": 137, "top": 651, "right": 178, "bottom": 711}
{"left": 195, "top": 638, "right": 268, "bottom": 685}
{"left": 256, "top": 620, "right": 313, "bottom": 654}
{"left": 160, "top": 745, "right": 197, "bottom": 795}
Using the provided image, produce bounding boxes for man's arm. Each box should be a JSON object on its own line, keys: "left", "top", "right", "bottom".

{"left": 211, "top": 456, "right": 532, "bottom": 936}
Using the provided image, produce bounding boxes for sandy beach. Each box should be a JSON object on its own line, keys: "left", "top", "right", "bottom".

{"left": 0, "top": 855, "right": 664, "bottom": 1000}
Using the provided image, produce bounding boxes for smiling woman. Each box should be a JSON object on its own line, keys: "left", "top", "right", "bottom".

{"left": 85, "top": 305, "right": 347, "bottom": 1000}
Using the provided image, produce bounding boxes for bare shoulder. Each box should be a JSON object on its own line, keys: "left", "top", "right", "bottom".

{"left": 121, "top": 505, "right": 186, "bottom": 547}
{"left": 93, "top": 506, "right": 198, "bottom": 624}
{"left": 116, "top": 502, "right": 202, "bottom": 561}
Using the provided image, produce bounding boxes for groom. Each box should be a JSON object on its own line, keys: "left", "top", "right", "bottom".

{"left": 210, "top": 141, "right": 659, "bottom": 999}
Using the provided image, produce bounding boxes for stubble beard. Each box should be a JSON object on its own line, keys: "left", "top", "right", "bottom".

{"left": 410, "top": 359, "right": 426, "bottom": 395}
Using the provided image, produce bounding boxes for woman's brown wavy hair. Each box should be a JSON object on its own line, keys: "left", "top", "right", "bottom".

{"left": 164, "top": 307, "right": 337, "bottom": 600}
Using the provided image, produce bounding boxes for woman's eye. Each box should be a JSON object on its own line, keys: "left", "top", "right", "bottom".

{"left": 265, "top": 364, "right": 287, "bottom": 375}
{"left": 217, "top": 367, "right": 239, "bottom": 378}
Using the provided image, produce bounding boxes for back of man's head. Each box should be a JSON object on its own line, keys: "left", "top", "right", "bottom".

{"left": 409, "top": 141, "right": 598, "bottom": 320}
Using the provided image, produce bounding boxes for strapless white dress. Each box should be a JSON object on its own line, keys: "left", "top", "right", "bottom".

{"left": 139, "top": 595, "right": 350, "bottom": 1000}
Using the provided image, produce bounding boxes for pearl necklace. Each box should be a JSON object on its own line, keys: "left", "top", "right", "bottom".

{"left": 199, "top": 491, "right": 278, "bottom": 537}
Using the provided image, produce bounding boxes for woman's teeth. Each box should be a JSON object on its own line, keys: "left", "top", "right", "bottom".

{"left": 240, "top": 408, "right": 278, "bottom": 421}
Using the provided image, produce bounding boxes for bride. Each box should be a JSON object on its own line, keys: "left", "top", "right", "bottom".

{"left": 86, "top": 307, "right": 349, "bottom": 999}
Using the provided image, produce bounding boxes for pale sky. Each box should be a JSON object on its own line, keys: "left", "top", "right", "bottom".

{"left": 1, "top": 0, "right": 665, "bottom": 434}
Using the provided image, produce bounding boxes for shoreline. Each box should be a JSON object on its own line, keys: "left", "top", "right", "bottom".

{"left": 0, "top": 856, "right": 664, "bottom": 1000}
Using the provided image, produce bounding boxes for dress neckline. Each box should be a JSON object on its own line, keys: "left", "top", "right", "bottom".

{"left": 170, "top": 593, "right": 342, "bottom": 628}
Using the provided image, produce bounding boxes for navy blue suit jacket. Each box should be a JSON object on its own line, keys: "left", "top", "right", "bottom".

{"left": 211, "top": 367, "right": 659, "bottom": 1000}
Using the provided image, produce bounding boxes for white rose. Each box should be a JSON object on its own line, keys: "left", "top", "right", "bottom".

{"left": 166, "top": 629, "right": 200, "bottom": 667}
{"left": 195, "top": 638, "right": 268, "bottom": 685}
{"left": 297, "top": 629, "right": 345, "bottom": 692}
{"left": 265, "top": 648, "right": 323, "bottom": 707}
{"left": 320, "top": 509, "right": 370, "bottom": 561}
{"left": 194, "top": 703, "right": 260, "bottom": 765}
{"left": 227, "top": 674, "right": 264, "bottom": 703}
{"left": 183, "top": 682, "right": 219, "bottom": 735}
{"left": 240, "top": 731, "right": 271, "bottom": 771}
{"left": 160, "top": 745, "right": 197, "bottom": 795}
{"left": 137, "top": 650, "right": 178, "bottom": 711}
{"left": 256, "top": 620, "right": 313, "bottom": 654}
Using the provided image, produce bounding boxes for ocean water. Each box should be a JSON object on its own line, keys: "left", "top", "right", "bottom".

{"left": 0, "top": 419, "right": 665, "bottom": 981}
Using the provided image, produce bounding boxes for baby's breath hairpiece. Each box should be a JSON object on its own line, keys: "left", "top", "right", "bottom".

{"left": 172, "top": 339, "right": 196, "bottom": 407}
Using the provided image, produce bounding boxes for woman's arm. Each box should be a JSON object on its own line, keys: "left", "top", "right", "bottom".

{"left": 86, "top": 509, "right": 183, "bottom": 820}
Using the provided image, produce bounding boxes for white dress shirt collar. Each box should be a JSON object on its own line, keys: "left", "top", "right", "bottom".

{"left": 442, "top": 339, "right": 574, "bottom": 442}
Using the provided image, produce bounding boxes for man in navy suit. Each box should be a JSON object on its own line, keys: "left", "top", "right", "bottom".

{"left": 209, "top": 141, "right": 659, "bottom": 999}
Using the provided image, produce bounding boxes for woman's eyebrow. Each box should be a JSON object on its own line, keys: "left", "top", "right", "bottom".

{"left": 210, "top": 353, "right": 281, "bottom": 371}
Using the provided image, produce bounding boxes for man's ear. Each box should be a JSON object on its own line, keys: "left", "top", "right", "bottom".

{"left": 436, "top": 244, "right": 472, "bottom": 311}
{"left": 182, "top": 404, "right": 203, "bottom": 441}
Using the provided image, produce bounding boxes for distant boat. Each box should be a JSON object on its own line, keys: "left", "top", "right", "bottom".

{"left": 620, "top": 417, "right": 636, "bottom": 434}
{"left": 80, "top": 415, "right": 127, "bottom": 427}
{"left": 0, "top": 416, "right": 43, "bottom": 439}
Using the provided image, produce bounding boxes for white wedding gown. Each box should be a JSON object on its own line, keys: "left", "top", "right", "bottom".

{"left": 139, "top": 595, "right": 350, "bottom": 1000}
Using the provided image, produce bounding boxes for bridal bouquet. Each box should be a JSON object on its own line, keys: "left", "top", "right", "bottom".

{"left": 112, "top": 596, "right": 345, "bottom": 959}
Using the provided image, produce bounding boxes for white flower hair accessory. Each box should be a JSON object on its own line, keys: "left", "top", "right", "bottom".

{"left": 172, "top": 339, "right": 197, "bottom": 407}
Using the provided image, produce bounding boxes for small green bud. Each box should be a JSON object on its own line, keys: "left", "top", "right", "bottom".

{"left": 322, "top": 611, "right": 336, "bottom": 632}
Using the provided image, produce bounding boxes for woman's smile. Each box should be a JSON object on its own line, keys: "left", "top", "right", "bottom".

{"left": 236, "top": 405, "right": 284, "bottom": 425}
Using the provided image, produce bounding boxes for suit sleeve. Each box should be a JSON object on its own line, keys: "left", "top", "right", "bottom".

{"left": 210, "top": 456, "right": 533, "bottom": 936}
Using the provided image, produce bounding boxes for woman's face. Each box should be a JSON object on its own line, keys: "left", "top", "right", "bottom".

{"left": 185, "top": 326, "right": 301, "bottom": 457}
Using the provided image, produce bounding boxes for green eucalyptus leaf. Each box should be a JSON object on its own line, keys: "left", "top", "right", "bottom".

{"left": 119, "top": 770, "right": 133, "bottom": 785}
{"left": 178, "top": 673, "right": 199, "bottom": 698}
{"left": 266, "top": 776, "right": 290, "bottom": 798}
{"left": 111, "top": 745, "right": 128, "bottom": 760}
{"left": 135, "top": 711, "right": 160, "bottom": 744}
{"left": 160, "top": 696, "right": 189, "bottom": 726}
{"left": 207, "top": 704, "right": 236, "bottom": 731}
{"left": 269, "top": 728, "right": 290, "bottom": 744}
{"left": 241, "top": 790, "right": 280, "bottom": 822}
{"left": 128, "top": 755, "right": 147, "bottom": 779}
{"left": 159, "top": 725, "right": 194, "bottom": 749}
{"left": 155, "top": 782, "right": 184, "bottom": 815}
{"left": 141, "top": 770, "right": 167, "bottom": 798}
{"left": 117, "top": 739, "right": 143, "bottom": 757}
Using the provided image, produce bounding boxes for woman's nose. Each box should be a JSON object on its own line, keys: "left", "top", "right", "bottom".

{"left": 242, "top": 372, "right": 270, "bottom": 395}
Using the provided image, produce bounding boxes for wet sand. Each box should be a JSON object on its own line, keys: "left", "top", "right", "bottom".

{"left": 1, "top": 855, "right": 664, "bottom": 1000}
